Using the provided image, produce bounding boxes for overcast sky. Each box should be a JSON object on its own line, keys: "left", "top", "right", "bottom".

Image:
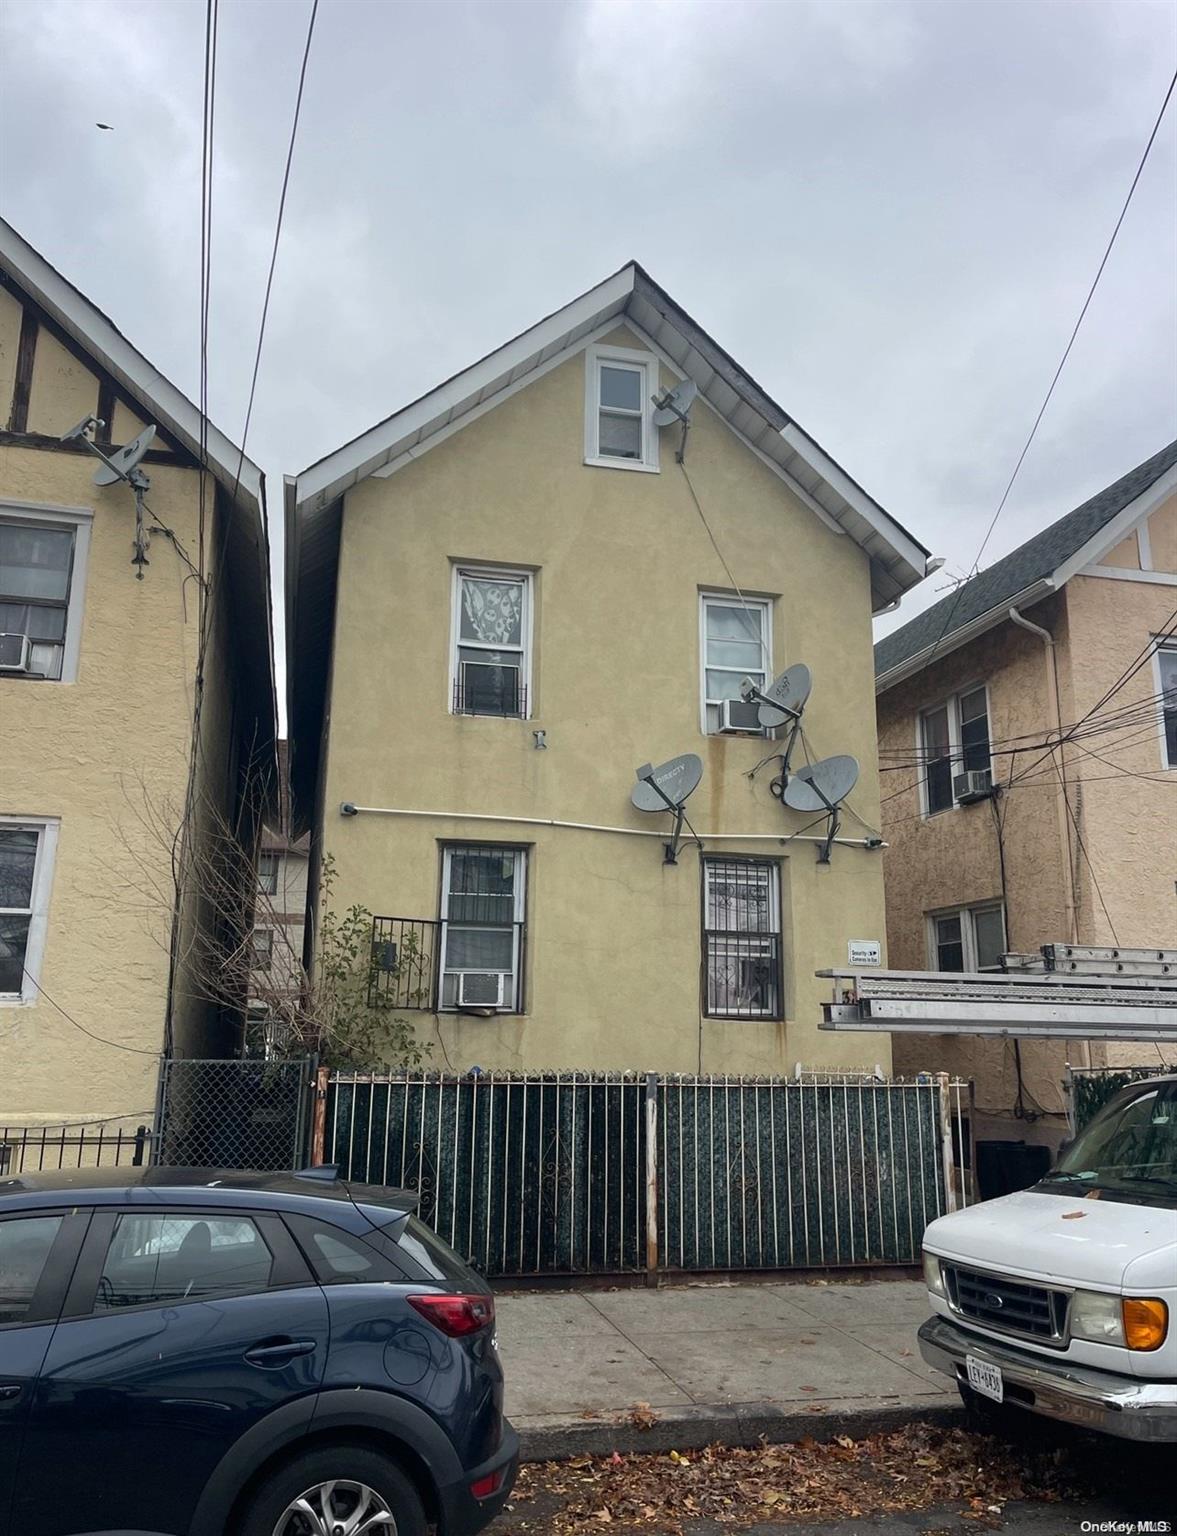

{"left": 2, "top": 0, "right": 1175, "bottom": 705}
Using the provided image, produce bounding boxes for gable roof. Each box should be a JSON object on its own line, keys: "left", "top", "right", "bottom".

{"left": 291, "top": 262, "right": 928, "bottom": 608}
{"left": 0, "top": 217, "right": 277, "bottom": 772}
{"left": 285, "top": 263, "right": 931, "bottom": 828}
{"left": 875, "top": 438, "right": 1177, "bottom": 691}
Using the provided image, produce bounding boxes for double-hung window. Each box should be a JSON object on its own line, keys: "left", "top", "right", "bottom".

{"left": 0, "top": 818, "right": 59, "bottom": 1002}
{"left": 702, "top": 858, "right": 782, "bottom": 1018}
{"left": 258, "top": 852, "right": 279, "bottom": 897}
{"left": 700, "top": 594, "right": 771, "bottom": 733}
{"left": 250, "top": 927, "right": 274, "bottom": 971}
{"left": 439, "top": 845, "right": 526, "bottom": 1011}
{"left": 0, "top": 510, "right": 90, "bottom": 682}
{"left": 584, "top": 344, "right": 659, "bottom": 471}
{"left": 920, "top": 685, "right": 991, "bottom": 813}
{"left": 929, "top": 903, "right": 1005, "bottom": 972}
{"left": 451, "top": 567, "right": 531, "bottom": 718}
{"left": 1157, "top": 640, "right": 1177, "bottom": 769}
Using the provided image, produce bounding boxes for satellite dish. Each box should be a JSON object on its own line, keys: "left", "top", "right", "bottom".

{"left": 652, "top": 378, "right": 698, "bottom": 428}
{"left": 93, "top": 425, "right": 155, "bottom": 486}
{"left": 632, "top": 753, "right": 704, "bottom": 813}
{"left": 752, "top": 663, "right": 812, "bottom": 729}
{"left": 782, "top": 755, "right": 860, "bottom": 813}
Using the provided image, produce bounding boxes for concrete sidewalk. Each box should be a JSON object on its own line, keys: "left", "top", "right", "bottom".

{"left": 496, "top": 1277, "right": 958, "bottom": 1460}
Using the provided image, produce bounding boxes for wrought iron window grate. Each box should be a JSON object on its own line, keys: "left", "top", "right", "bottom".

{"left": 369, "top": 918, "right": 441, "bottom": 1010}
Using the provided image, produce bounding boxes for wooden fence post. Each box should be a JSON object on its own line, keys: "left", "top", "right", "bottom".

{"left": 310, "top": 1065, "right": 330, "bottom": 1167}
{"left": 645, "top": 1074, "right": 660, "bottom": 1286}
{"left": 937, "top": 1072, "right": 957, "bottom": 1213}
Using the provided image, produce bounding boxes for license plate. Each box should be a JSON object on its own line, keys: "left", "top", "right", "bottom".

{"left": 966, "top": 1353, "right": 1003, "bottom": 1404}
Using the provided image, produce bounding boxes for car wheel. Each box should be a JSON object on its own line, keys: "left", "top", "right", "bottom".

{"left": 238, "top": 1445, "right": 427, "bottom": 1536}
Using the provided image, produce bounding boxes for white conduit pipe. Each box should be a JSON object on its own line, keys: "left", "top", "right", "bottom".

{"left": 339, "top": 802, "right": 885, "bottom": 849}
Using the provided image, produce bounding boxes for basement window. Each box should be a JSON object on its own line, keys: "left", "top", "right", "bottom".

{"left": 584, "top": 344, "right": 660, "bottom": 472}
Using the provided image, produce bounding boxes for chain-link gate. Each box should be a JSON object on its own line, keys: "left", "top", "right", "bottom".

{"left": 155, "top": 1058, "right": 316, "bottom": 1170}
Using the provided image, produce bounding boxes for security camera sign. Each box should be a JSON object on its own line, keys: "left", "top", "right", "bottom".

{"left": 848, "top": 940, "right": 881, "bottom": 966}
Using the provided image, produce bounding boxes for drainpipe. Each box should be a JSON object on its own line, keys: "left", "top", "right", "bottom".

{"left": 1008, "top": 606, "right": 1091, "bottom": 1070}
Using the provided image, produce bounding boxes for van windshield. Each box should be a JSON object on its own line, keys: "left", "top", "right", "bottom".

{"left": 1047, "top": 1081, "right": 1177, "bottom": 1205}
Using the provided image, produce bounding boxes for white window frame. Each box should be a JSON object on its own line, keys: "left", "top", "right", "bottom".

{"left": 699, "top": 591, "right": 773, "bottom": 736}
{"left": 439, "top": 844, "right": 527, "bottom": 1014}
{"left": 448, "top": 564, "right": 534, "bottom": 720}
{"left": 917, "top": 682, "right": 992, "bottom": 816}
{"left": 1152, "top": 636, "right": 1177, "bottom": 772}
{"left": 926, "top": 901, "right": 1006, "bottom": 973}
{"left": 250, "top": 926, "right": 274, "bottom": 971}
{"left": 583, "top": 343, "right": 661, "bottom": 473}
{"left": 0, "top": 815, "right": 60, "bottom": 1005}
{"left": 0, "top": 502, "right": 92, "bottom": 684}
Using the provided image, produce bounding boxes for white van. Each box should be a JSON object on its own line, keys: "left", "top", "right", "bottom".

{"left": 919, "top": 1073, "right": 1177, "bottom": 1442}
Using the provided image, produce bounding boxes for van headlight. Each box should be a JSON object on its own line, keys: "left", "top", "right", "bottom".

{"left": 1070, "top": 1290, "right": 1124, "bottom": 1344}
{"left": 923, "top": 1250, "right": 946, "bottom": 1299}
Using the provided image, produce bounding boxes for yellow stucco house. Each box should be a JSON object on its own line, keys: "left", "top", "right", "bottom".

{"left": 0, "top": 220, "right": 275, "bottom": 1127}
{"left": 875, "top": 440, "right": 1177, "bottom": 1148}
{"left": 286, "top": 263, "right": 931, "bottom": 1074}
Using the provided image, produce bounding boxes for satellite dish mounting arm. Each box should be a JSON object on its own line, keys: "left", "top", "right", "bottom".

{"left": 61, "top": 415, "right": 152, "bottom": 577}
{"left": 635, "top": 763, "right": 688, "bottom": 865}
{"left": 805, "top": 778, "right": 841, "bottom": 866}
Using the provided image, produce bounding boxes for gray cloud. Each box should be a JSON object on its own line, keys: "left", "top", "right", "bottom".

{"left": 2, "top": 0, "right": 1174, "bottom": 699}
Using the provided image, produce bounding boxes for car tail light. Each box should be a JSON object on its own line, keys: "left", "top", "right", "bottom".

{"left": 408, "top": 1292, "right": 495, "bottom": 1337}
{"left": 470, "top": 1469, "right": 504, "bottom": 1499}
{"left": 1123, "top": 1297, "right": 1168, "bottom": 1351}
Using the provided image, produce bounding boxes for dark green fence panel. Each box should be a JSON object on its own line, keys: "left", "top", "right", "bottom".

{"left": 326, "top": 1071, "right": 961, "bottom": 1278}
{"left": 328, "top": 1073, "right": 647, "bottom": 1277}
{"left": 657, "top": 1077, "right": 944, "bottom": 1270}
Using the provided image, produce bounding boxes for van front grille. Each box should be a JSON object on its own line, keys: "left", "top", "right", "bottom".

{"left": 943, "top": 1262, "right": 1069, "bottom": 1345}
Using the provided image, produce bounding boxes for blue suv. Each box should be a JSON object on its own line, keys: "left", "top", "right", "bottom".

{"left": 0, "top": 1166, "right": 518, "bottom": 1536}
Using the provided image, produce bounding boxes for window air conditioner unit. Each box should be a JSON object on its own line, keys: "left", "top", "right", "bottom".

{"left": 718, "top": 698, "right": 763, "bottom": 734}
{"left": 457, "top": 972, "right": 507, "bottom": 1008}
{"left": 0, "top": 633, "right": 32, "bottom": 673}
{"left": 953, "top": 767, "right": 995, "bottom": 804}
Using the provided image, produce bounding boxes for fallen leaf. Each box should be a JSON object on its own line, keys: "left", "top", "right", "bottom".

{"left": 1061, "top": 1210, "right": 1087, "bottom": 1220}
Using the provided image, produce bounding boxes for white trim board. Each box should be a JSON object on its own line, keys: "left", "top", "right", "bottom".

{"left": 1080, "top": 564, "right": 1177, "bottom": 587}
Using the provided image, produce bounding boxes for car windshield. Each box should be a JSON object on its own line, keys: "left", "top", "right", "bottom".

{"left": 1048, "top": 1081, "right": 1177, "bottom": 1204}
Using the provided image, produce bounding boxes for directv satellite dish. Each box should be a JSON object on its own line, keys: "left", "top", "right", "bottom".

{"left": 782, "top": 755, "right": 859, "bottom": 813}
{"left": 631, "top": 753, "right": 703, "bottom": 814}
{"left": 93, "top": 425, "right": 155, "bottom": 486}
{"left": 751, "top": 663, "right": 812, "bottom": 729}
{"left": 652, "top": 378, "right": 698, "bottom": 428}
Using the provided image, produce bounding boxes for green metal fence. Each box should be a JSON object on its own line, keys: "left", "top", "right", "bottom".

{"left": 326, "top": 1071, "right": 968, "bottom": 1280}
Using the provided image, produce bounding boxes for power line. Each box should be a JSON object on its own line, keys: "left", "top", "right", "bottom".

{"left": 22, "top": 969, "right": 162, "bottom": 1057}
{"left": 902, "top": 64, "right": 1177, "bottom": 684}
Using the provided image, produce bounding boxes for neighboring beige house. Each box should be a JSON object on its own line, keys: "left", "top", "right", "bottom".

{"left": 247, "top": 742, "right": 310, "bottom": 1053}
{"left": 0, "top": 219, "right": 275, "bottom": 1126}
{"left": 875, "top": 440, "right": 1177, "bottom": 1145}
{"left": 285, "top": 263, "right": 932, "bottom": 1074}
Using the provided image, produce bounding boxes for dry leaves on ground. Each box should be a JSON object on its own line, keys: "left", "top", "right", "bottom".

{"left": 503, "top": 1421, "right": 1089, "bottom": 1533}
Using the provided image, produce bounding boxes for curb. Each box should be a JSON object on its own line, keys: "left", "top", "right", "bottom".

{"left": 515, "top": 1398, "right": 962, "bottom": 1462}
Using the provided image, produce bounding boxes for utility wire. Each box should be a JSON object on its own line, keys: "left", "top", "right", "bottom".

{"left": 903, "top": 64, "right": 1177, "bottom": 684}
{"left": 22, "top": 969, "right": 163, "bottom": 1057}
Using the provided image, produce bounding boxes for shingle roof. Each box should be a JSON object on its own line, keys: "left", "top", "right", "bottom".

{"left": 875, "top": 438, "right": 1177, "bottom": 682}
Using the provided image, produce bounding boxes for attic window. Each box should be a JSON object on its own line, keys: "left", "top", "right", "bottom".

{"left": 584, "top": 344, "right": 660, "bottom": 473}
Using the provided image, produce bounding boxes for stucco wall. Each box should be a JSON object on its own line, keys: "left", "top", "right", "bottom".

{"left": 0, "top": 284, "right": 247, "bottom": 1120}
{"left": 319, "top": 325, "right": 892, "bottom": 1074}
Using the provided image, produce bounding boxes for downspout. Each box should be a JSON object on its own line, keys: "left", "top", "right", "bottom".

{"left": 1008, "top": 606, "right": 1091, "bottom": 1071}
